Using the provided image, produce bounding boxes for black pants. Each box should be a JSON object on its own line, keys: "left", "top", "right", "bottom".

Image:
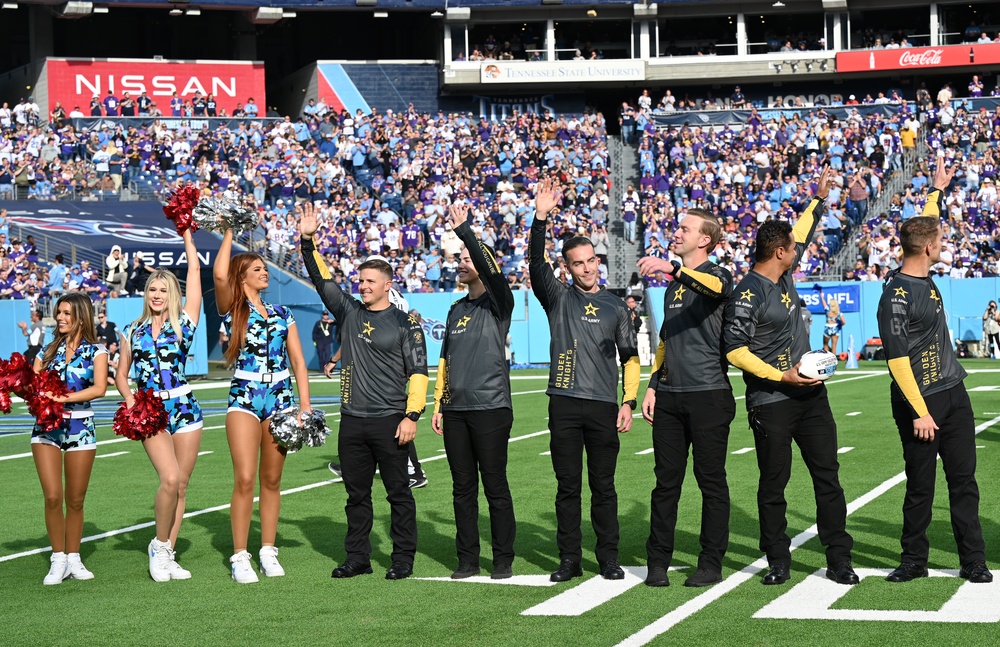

{"left": 749, "top": 387, "right": 853, "bottom": 567}
{"left": 339, "top": 414, "right": 416, "bottom": 566}
{"left": 549, "top": 395, "right": 620, "bottom": 565}
{"left": 25, "top": 344, "right": 42, "bottom": 363}
{"left": 647, "top": 389, "right": 735, "bottom": 572}
{"left": 891, "top": 384, "right": 985, "bottom": 566}
{"left": 442, "top": 408, "right": 516, "bottom": 566}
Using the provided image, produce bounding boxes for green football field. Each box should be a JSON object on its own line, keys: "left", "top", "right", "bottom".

{"left": 1, "top": 363, "right": 999, "bottom": 646}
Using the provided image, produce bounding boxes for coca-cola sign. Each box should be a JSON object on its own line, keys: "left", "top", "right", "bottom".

{"left": 44, "top": 57, "right": 266, "bottom": 116}
{"left": 837, "top": 43, "right": 1000, "bottom": 73}
{"left": 898, "top": 49, "right": 944, "bottom": 67}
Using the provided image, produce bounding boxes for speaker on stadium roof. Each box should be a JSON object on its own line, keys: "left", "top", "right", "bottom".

{"left": 633, "top": 3, "right": 657, "bottom": 18}
{"left": 253, "top": 7, "right": 283, "bottom": 23}
{"left": 445, "top": 7, "right": 470, "bottom": 21}
{"left": 356, "top": 0, "right": 377, "bottom": 6}
{"left": 821, "top": 0, "right": 848, "bottom": 9}
{"left": 61, "top": 1, "right": 93, "bottom": 16}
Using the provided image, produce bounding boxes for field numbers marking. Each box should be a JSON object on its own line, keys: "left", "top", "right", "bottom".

{"left": 415, "top": 575, "right": 557, "bottom": 588}
{"left": 522, "top": 567, "right": 650, "bottom": 616}
{"left": 755, "top": 569, "right": 1000, "bottom": 623}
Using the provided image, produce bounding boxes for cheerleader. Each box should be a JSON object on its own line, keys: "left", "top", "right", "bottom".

{"left": 115, "top": 229, "right": 203, "bottom": 582}
{"left": 213, "top": 229, "right": 311, "bottom": 583}
{"left": 822, "top": 296, "right": 846, "bottom": 354}
{"left": 31, "top": 292, "right": 108, "bottom": 585}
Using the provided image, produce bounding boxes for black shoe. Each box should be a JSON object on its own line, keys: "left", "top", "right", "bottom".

{"left": 451, "top": 562, "right": 481, "bottom": 579}
{"left": 385, "top": 561, "right": 413, "bottom": 580}
{"left": 491, "top": 564, "right": 513, "bottom": 580}
{"left": 645, "top": 566, "right": 669, "bottom": 587}
{"left": 685, "top": 568, "right": 722, "bottom": 587}
{"left": 886, "top": 562, "right": 928, "bottom": 583}
{"left": 762, "top": 563, "right": 790, "bottom": 585}
{"left": 600, "top": 560, "right": 625, "bottom": 580}
{"left": 960, "top": 561, "right": 993, "bottom": 583}
{"left": 327, "top": 462, "right": 342, "bottom": 477}
{"left": 331, "top": 559, "right": 373, "bottom": 578}
{"left": 408, "top": 476, "right": 428, "bottom": 489}
{"left": 826, "top": 561, "right": 860, "bottom": 585}
{"left": 550, "top": 559, "right": 583, "bottom": 582}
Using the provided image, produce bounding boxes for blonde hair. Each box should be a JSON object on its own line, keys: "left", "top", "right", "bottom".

{"left": 828, "top": 300, "right": 841, "bottom": 317}
{"left": 131, "top": 270, "right": 183, "bottom": 343}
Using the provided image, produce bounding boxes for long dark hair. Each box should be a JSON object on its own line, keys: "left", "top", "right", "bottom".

{"left": 41, "top": 292, "right": 98, "bottom": 369}
{"left": 223, "top": 252, "right": 265, "bottom": 367}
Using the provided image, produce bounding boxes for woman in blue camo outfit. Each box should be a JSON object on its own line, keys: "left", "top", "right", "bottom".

{"left": 115, "top": 229, "right": 203, "bottom": 582}
{"left": 213, "top": 228, "right": 311, "bottom": 584}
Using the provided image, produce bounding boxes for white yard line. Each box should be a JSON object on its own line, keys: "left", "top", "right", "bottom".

{"left": 615, "top": 413, "right": 1000, "bottom": 646}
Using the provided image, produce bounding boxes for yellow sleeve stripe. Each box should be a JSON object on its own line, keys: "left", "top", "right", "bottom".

{"left": 792, "top": 199, "right": 818, "bottom": 244}
{"left": 432, "top": 359, "right": 447, "bottom": 416}
{"left": 921, "top": 189, "right": 942, "bottom": 218}
{"left": 623, "top": 355, "right": 641, "bottom": 401}
{"left": 650, "top": 340, "right": 665, "bottom": 375}
{"left": 480, "top": 241, "right": 502, "bottom": 275}
{"left": 887, "top": 357, "right": 929, "bottom": 418}
{"left": 679, "top": 266, "right": 723, "bottom": 296}
{"left": 407, "top": 374, "right": 430, "bottom": 414}
{"left": 726, "top": 347, "right": 784, "bottom": 382}
{"left": 313, "top": 249, "right": 332, "bottom": 280}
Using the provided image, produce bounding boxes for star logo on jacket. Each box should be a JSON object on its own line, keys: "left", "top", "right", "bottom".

{"left": 672, "top": 285, "right": 686, "bottom": 301}
{"left": 739, "top": 289, "right": 756, "bottom": 301}
{"left": 408, "top": 315, "right": 419, "bottom": 326}
{"left": 584, "top": 302, "right": 600, "bottom": 316}
{"left": 894, "top": 286, "right": 908, "bottom": 298}
{"left": 456, "top": 315, "right": 472, "bottom": 327}
{"left": 781, "top": 292, "right": 791, "bottom": 307}
{"left": 362, "top": 321, "right": 375, "bottom": 336}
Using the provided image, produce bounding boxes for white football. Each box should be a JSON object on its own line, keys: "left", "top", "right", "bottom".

{"left": 798, "top": 350, "right": 838, "bottom": 381}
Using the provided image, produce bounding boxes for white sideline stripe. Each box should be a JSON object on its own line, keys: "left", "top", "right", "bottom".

{"left": 416, "top": 574, "right": 558, "bottom": 587}
{"left": 615, "top": 413, "right": 1000, "bottom": 647}
{"left": 0, "top": 427, "right": 551, "bottom": 564}
{"left": 198, "top": 451, "right": 213, "bottom": 456}
{"left": 96, "top": 451, "right": 128, "bottom": 459}
{"left": 731, "top": 448, "right": 755, "bottom": 455}
{"left": 522, "top": 566, "right": 647, "bottom": 616}
{"left": 977, "top": 445, "right": 985, "bottom": 449}
{"left": 540, "top": 451, "right": 551, "bottom": 456}
{"left": 635, "top": 448, "right": 655, "bottom": 455}
{"left": 838, "top": 447, "right": 855, "bottom": 454}
{"left": 846, "top": 412, "right": 862, "bottom": 416}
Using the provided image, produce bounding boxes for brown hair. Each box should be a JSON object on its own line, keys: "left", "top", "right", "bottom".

{"left": 223, "top": 253, "right": 266, "bottom": 367}
{"left": 686, "top": 208, "right": 723, "bottom": 250}
{"left": 899, "top": 216, "right": 940, "bottom": 257}
{"left": 358, "top": 258, "right": 393, "bottom": 280}
{"left": 41, "top": 292, "right": 98, "bottom": 368}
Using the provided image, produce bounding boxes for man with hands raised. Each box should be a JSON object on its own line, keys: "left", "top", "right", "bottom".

{"left": 529, "top": 178, "right": 640, "bottom": 583}
{"left": 299, "top": 204, "right": 428, "bottom": 582}
{"left": 723, "top": 167, "right": 859, "bottom": 587}
{"left": 431, "top": 202, "right": 517, "bottom": 581}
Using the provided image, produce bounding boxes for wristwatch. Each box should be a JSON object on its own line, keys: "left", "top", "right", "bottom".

{"left": 405, "top": 411, "right": 421, "bottom": 422}
{"left": 624, "top": 400, "right": 637, "bottom": 410}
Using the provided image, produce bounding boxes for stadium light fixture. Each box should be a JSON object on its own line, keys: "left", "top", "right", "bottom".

{"left": 431, "top": 10, "right": 443, "bottom": 18}
{"left": 2, "top": 2, "right": 20, "bottom": 8}
{"left": 772, "top": 1, "right": 785, "bottom": 7}
{"left": 169, "top": 8, "right": 182, "bottom": 15}
{"left": 93, "top": 5, "right": 108, "bottom": 12}
{"left": 185, "top": 8, "right": 201, "bottom": 15}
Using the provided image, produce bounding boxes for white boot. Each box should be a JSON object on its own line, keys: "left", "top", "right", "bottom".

{"left": 230, "top": 550, "right": 259, "bottom": 584}
{"left": 65, "top": 553, "right": 94, "bottom": 581}
{"left": 258, "top": 546, "right": 285, "bottom": 577}
{"left": 43, "top": 552, "right": 68, "bottom": 585}
{"left": 148, "top": 538, "right": 172, "bottom": 583}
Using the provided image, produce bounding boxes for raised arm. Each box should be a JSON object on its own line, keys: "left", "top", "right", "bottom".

{"left": 213, "top": 229, "right": 235, "bottom": 315}
{"left": 450, "top": 202, "right": 514, "bottom": 320}
{"left": 791, "top": 166, "right": 831, "bottom": 247}
{"left": 299, "top": 203, "right": 358, "bottom": 322}
{"left": 922, "top": 156, "right": 956, "bottom": 218}
{"left": 182, "top": 229, "right": 202, "bottom": 324}
{"left": 528, "top": 178, "right": 565, "bottom": 311}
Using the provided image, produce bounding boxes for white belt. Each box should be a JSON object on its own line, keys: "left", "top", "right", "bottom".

{"left": 155, "top": 384, "right": 193, "bottom": 400}
{"left": 234, "top": 369, "right": 290, "bottom": 383}
{"left": 63, "top": 410, "right": 95, "bottom": 419}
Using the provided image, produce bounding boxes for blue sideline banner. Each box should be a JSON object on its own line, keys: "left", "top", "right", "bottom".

{"left": 801, "top": 284, "right": 861, "bottom": 314}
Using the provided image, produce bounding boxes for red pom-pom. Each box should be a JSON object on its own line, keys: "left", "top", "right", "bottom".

{"left": 0, "top": 353, "right": 36, "bottom": 398}
{"left": 0, "top": 391, "right": 11, "bottom": 415}
{"left": 163, "top": 185, "right": 201, "bottom": 234}
{"left": 24, "top": 369, "right": 70, "bottom": 432}
{"left": 113, "top": 389, "right": 168, "bottom": 441}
